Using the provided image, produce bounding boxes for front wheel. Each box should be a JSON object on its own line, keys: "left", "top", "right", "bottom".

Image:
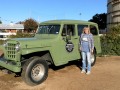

{"left": 91, "top": 50, "right": 96, "bottom": 66}
{"left": 22, "top": 57, "right": 48, "bottom": 86}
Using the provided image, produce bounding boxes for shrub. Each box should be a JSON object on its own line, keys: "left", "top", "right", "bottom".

{"left": 9, "top": 32, "right": 34, "bottom": 38}
{"left": 0, "top": 32, "right": 34, "bottom": 46}
{"left": 101, "top": 25, "right": 120, "bottom": 56}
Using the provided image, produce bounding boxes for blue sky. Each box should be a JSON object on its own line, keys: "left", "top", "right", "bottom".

{"left": 0, "top": 0, "right": 107, "bottom": 24}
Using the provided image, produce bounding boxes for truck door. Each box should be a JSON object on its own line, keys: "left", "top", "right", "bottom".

{"left": 59, "top": 24, "right": 80, "bottom": 64}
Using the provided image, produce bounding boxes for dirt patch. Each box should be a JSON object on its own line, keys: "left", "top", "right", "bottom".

{"left": 0, "top": 56, "right": 120, "bottom": 90}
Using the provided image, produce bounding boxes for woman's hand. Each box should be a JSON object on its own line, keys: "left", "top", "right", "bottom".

{"left": 91, "top": 49, "right": 94, "bottom": 54}
{"left": 79, "top": 47, "right": 82, "bottom": 52}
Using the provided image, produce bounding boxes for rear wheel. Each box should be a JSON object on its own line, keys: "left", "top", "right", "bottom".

{"left": 22, "top": 57, "right": 48, "bottom": 86}
{"left": 91, "top": 50, "right": 96, "bottom": 66}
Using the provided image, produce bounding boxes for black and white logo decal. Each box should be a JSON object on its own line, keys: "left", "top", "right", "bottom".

{"left": 66, "top": 42, "right": 74, "bottom": 52}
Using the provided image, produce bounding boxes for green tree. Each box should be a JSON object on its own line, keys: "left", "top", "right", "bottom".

{"left": 89, "top": 13, "right": 107, "bottom": 29}
{"left": 24, "top": 18, "right": 38, "bottom": 32}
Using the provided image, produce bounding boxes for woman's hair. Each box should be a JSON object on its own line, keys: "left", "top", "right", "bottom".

{"left": 82, "top": 27, "right": 91, "bottom": 34}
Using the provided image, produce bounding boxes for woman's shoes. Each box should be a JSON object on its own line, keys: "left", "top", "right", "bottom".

{"left": 86, "top": 71, "right": 91, "bottom": 75}
{"left": 81, "top": 70, "right": 86, "bottom": 73}
{"left": 81, "top": 70, "right": 91, "bottom": 75}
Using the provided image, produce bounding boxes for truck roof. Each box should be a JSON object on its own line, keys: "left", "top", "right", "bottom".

{"left": 40, "top": 20, "right": 97, "bottom": 25}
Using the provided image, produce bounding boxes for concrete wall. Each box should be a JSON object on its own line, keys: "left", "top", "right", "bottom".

{"left": 107, "top": 0, "right": 120, "bottom": 29}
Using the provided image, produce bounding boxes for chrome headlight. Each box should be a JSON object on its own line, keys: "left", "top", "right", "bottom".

{"left": 15, "top": 43, "right": 20, "bottom": 51}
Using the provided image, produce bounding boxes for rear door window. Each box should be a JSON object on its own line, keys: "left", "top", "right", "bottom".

{"left": 90, "top": 25, "right": 98, "bottom": 35}
{"left": 77, "top": 25, "right": 88, "bottom": 35}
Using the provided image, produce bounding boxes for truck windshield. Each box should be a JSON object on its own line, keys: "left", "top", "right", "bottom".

{"left": 37, "top": 25, "right": 60, "bottom": 34}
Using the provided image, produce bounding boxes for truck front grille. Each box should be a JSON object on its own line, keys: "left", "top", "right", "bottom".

{"left": 5, "top": 43, "right": 16, "bottom": 59}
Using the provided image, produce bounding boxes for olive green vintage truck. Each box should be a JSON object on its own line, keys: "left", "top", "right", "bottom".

{"left": 0, "top": 20, "right": 101, "bottom": 86}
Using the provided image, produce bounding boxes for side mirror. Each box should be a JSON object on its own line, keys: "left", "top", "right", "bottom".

{"left": 66, "top": 35, "right": 71, "bottom": 41}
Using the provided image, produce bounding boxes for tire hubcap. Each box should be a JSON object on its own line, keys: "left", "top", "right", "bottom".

{"left": 31, "top": 64, "right": 45, "bottom": 81}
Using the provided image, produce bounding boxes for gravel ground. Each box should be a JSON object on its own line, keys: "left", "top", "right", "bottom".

{"left": 0, "top": 56, "right": 120, "bottom": 90}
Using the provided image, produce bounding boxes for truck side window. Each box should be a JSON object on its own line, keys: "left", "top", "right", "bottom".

{"left": 62, "top": 25, "right": 75, "bottom": 36}
{"left": 77, "top": 25, "right": 88, "bottom": 35}
{"left": 90, "top": 25, "right": 98, "bottom": 35}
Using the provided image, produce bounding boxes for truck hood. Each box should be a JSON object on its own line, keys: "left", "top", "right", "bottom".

{"left": 11, "top": 37, "right": 53, "bottom": 48}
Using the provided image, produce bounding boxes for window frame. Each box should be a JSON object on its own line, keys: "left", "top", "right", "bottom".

{"left": 77, "top": 24, "right": 88, "bottom": 36}
{"left": 61, "top": 24, "right": 76, "bottom": 36}
{"left": 89, "top": 25, "right": 98, "bottom": 35}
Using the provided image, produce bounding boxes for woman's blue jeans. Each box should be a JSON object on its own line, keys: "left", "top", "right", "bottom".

{"left": 81, "top": 51, "right": 91, "bottom": 72}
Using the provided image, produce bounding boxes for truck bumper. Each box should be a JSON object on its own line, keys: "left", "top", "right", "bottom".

{"left": 0, "top": 57, "right": 21, "bottom": 72}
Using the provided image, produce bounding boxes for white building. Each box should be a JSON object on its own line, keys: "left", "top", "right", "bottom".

{"left": 0, "top": 24, "right": 24, "bottom": 40}
{"left": 0, "top": 24, "right": 24, "bottom": 33}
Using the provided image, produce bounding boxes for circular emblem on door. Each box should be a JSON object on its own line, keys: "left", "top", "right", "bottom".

{"left": 66, "top": 42, "right": 74, "bottom": 52}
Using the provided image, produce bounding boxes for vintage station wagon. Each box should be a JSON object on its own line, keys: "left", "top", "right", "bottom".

{"left": 0, "top": 20, "right": 101, "bottom": 85}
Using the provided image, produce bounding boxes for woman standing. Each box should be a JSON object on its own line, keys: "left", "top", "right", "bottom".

{"left": 80, "top": 27, "right": 94, "bottom": 75}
